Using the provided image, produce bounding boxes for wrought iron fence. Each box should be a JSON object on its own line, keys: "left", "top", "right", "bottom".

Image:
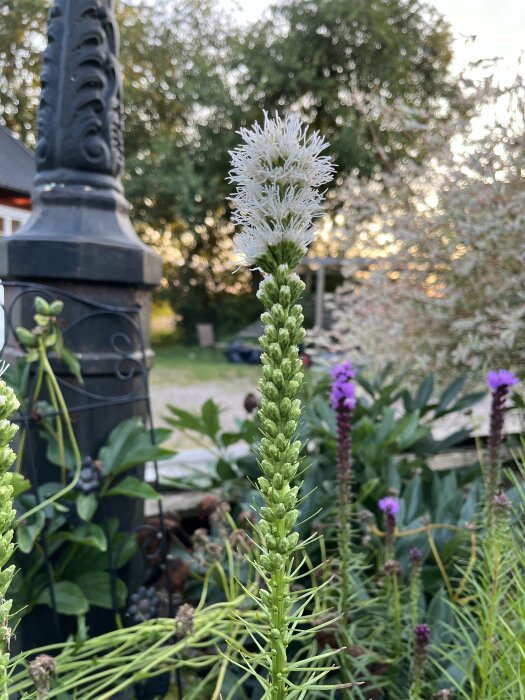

{"left": 1, "top": 281, "right": 177, "bottom": 678}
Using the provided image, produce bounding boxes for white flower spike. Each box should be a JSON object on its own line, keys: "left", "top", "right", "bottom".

{"left": 229, "top": 113, "right": 334, "bottom": 269}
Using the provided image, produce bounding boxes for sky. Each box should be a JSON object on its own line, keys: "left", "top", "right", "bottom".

{"left": 225, "top": 0, "right": 524, "bottom": 85}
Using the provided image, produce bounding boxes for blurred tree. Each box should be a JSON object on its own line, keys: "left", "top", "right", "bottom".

{"left": 0, "top": 0, "right": 49, "bottom": 144}
{"left": 238, "top": 0, "right": 459, "bottom": 180}
{"left": 316, "top": 77, "right": 525, "bottom": 377}
{"left": 1, "top": 0, "right": 460, "bottom": 340}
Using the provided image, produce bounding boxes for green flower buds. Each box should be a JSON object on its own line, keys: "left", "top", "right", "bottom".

{"left": 0, "top": 375, "right": 19, "bottom": 694}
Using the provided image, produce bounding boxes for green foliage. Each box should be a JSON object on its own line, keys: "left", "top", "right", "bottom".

{"left": 4, "top": 357, "right": 524, "bottom": 698}
{"left": 7, "top": 298, "right": 175, "bottom": 627}
{"left": 435, "top": 450, "right": 525, "bottom": 698}
{"left": 10, "top": 413, "right": 173, "bottom": 622}
{"left": 163, "top": 399, "right": 259, "bottom": 492}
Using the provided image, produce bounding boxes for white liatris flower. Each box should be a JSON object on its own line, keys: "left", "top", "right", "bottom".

{"left": 229, "top": 113, "right": 334, "bottom": 269}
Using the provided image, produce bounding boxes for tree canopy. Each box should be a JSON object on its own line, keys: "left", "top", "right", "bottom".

{"left": 0, "top": 0, "right": 460, "bottom": 337}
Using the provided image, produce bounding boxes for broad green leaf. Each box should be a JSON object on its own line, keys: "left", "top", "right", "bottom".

{"left": 449, "top": 391, "right": 485, "bottom": 413}
{"left": 387, "top": 460, "right": 401, "bottom": 492}
{"left": 376, "top": 407, "right": 396, "bottom": 443}
{"left": 357, "top": 478, "right": 380, "bottom": 503}
{"left": 427, "top": 587, "right": 454, "bottom": 647}
{"left": 216, "top": 459, "right": 237, "bottom": 481}
{"left": 106, "top": 476, "right": 159, "bottom": 499}
{"left": 17, "top": 514, "right": 45, "bottom": 554}
{"left": 434, "top": 429, "right": 471, "bottom": 451}
{"left": 235, "top": 455, "right": 261, "bottom": 482}
{"left": 10, "top": 473, "right": 31, "bottom": 498}
{"left": 42, "top": 430, "right": 76, "bottom": 470}
{"left": 76, "top": 493, "right": 98, "bottom": 522}
{"left": 164, "top": 405, "right": 206, "bottom": 433}
{"left": 98, "top": 418, "right": 174, "bottom": 476}
{"left": 221, "top": 431, "right": 244, "bottom": 448}
{"left": 113, "top": 532, "right": 139, "bottom": 568}
{"left": 74, "top": 571, "right": 127, "bottom": 609}
{"left": 58, "top": 524, "right": 107, "bottom": 551}
{"left": 401, "top": 389, "right": 415, "bottom": 413}
{"left": 37, "top": 581, "right": 89, "bottom": 616}
{"left": 392, "top": 411, "right": 422, "bottom": 449}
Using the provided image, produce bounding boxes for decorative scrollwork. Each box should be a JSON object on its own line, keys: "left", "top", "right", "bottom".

{"left": 36, "top": 0, "right": 124, "bottom": 177}
{"left": 0, "top": 282, "right": 148, "bottom": 406}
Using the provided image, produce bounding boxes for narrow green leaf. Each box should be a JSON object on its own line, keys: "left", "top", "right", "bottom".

{"left": 105, "top": 476, "right": 159, "bottom": 499}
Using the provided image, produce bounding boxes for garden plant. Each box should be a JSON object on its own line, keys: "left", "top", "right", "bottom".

{"left": 0, "top": 115, "right": 523, "bottom": 700}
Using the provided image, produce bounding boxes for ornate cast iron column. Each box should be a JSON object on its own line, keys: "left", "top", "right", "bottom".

{"left": 0, "top": 0, "right": 162, "bottom": 645}
{"left": 0, "top": 0, "right": 161, "bottom": 283}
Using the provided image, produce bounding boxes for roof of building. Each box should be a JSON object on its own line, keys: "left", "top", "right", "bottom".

{"left": 0, "top": 125, "right": 35, "bottom": 195}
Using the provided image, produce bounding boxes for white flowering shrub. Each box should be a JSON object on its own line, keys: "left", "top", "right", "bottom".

{"left": 316, "top": 77, "right": 525, "bottom": 377}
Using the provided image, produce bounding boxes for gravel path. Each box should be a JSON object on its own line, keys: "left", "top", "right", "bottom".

{"left": 150, "top": 376, "right": 259, "bottom": 448}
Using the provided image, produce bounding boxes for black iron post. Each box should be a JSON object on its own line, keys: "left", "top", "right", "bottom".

{"left": 0, "top": 0, "right": 162, "bottom": 644}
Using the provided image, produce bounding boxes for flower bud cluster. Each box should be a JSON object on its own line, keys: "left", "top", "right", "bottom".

{"left": 255, "top": 264, "right": 308, "bottom": 696}
{"left": 257, "top": 268, "right": 305, "bottom": 566}
{"left": 0, "top": 372, "right": 20, "bottom": 691}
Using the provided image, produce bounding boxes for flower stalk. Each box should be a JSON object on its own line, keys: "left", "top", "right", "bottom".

{"left": 409, "top": 547, "right": 423, "bottom": 630}
{"left": 330, "top": 363, "right": 356, "bottom": 630}
{"left": 409, "top": 623, "right": 431, "bottom": 700}
{"left": 485, "top": 370, "right": 518, "bottom": 529}
{"left": 378, "top": 496, "right": 400, "bottom": 560}
{"left": 229, "top": 113, "right": 334, "bottom": 699}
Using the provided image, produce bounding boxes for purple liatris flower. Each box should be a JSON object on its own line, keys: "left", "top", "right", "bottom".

{"left": 486, "top": 369, "right": 519, "bottom": 393}
{"left": 330, "top": 361, "right": 356, "bottom": 411}
{"left": 378, "top": 497, "right": 400, "bottom": 515}
{"left": 330, "top": 361, "right": 356, "bottom": 624}
{"left": 414, "top": 623, "right": 431, "bottom": 660}
{"left": 410, "top": 624, "right": 431, "bottom": 697}
{"left": 409, "top": 547, "right": 423, "bottom": 568}
{"left": 379, "top": 496, "right": 400, "bottom": 553}
{"left": 485, "top": 370, "right": 519, "bottom": 526}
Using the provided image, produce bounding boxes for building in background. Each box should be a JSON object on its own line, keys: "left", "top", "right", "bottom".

{"left": 0, "top": 125, "right": 35, "bottom": 347}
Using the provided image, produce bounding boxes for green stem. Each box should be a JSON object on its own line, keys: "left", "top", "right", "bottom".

{"left": 478, "top": 531, "right": 503, "bottom": 699}
{"left": 44, "top": 373, "right": 66, "bottom": 485}
{"left": 392, "top": 572, "right": 402, "bottom": 659}
{"left": 409, "top": 671, "right": 423, "bottom": 700}
{"left": 15, "top": 357, "right": 44, "bottom": 473}
{"left": 15, "top": 341, "right": 82, "bottom": 525}
{"left": 410, "top": 566, "right": 420, "bottom": 630}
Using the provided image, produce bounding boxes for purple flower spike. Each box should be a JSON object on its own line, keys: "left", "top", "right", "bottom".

{"left": 486, "top": 370, "right": 519, "bottom": 524}
{"left": 414, "top": 623, "right": 431, "bottom": 652}
{"left": 409, "top": 547, "right": 423, "bottom": 566}
{"left": 486, "top": 369, "right": 519, "bottom": 393}
{"left": 378, "top": 497, "right": 400, "bottom": 516}
{"left": 330, "top": 362, "right": 357, "bottom": 411}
